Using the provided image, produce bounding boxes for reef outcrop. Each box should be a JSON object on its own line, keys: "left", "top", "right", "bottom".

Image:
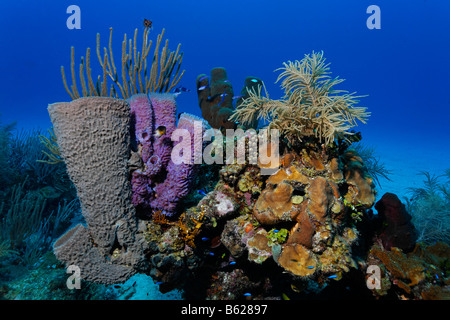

{"left": 209, "top": 146, "right": 375, "bottom": 283}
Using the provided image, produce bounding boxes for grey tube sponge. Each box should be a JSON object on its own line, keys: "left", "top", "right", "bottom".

{"left": 49, "top": 97, "right": 146, "bottom": 284}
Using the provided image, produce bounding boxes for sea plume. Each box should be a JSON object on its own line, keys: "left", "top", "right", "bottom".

{"left": 231, "top": 51, "right": 370, "bottom": 146}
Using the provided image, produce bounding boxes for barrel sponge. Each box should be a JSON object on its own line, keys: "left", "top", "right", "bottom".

{"left": 49, "top": 97, "right": 145, "bottom": 283}
{"left": 277, "top": 243, "right": 317, "bottom": 277}
{"left": 53, "top": 224, "right": 136, "bottom": 284}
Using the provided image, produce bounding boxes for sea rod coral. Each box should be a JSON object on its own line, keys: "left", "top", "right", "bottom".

{"left": 61, "top": 26, "right": 184, "bottom": 99}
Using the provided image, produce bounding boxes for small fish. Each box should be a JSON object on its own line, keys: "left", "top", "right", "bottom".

{"left": 208, "top": 252, "right": 215, "bottom": 256}
{"left": 229, "top": 261, "right": 236, "bottom": 265}
{"left": 250, "top": 79, "right": 258, "bottom": 83}
{"left": 221, "top": 253, "right": 226, "bottom": 259}
{"left": 218, "top": 93, "right": 228, "bottom": 106}
{"left": 306, "top": 266, "right": 315, "bottom": 269}
{"left": 198, "top": 75, "right": 208, "bottom": 82}
{"left": 114, "top": 285, "right": 121, "bottom": 289}
{"left": 156, "top": 281, "right": 164, "bottom": 285}
{"left": 197, "top": 190, "right": 207, "bottom": 196}
{"left": 435, "top": 274, "right": 439, "bottom": 280}
{"left": 132, "top": 281, "right": 137, "bottom": 287}
{"left": 173, "top": 86, "right": 191, "bottom": 93}
{"left": 328, "top": 275, "right": 338, "bottom": 279}
{"left": 198, "top": 85, "right": 209, "bottom": 91}
{"left": 272, "top": 229, "right": 279, "bottom": 233}
{"left": 232, "top": 95, "right": 244, "bottom": 100}
{"left": 143, "top": 19, "right": 152, "bottom": 29}
{"left": 224, "top": 80, "right": 231, "bottom": 83}
{"left": 243, "top": 293, "right": 251, "bottom": 296}
{"left": 154, "top": 126, "right": 166, "bottom": 138}
{"left": 290, "top": 259, "right": 298, "bottom": 263}
{"left": 201, "top": 237, "right": 209, "bottom": 241}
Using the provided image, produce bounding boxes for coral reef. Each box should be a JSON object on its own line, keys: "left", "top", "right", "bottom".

{"left": 196, "top": 67, "right": 262, "bottom": 129}
{"left": 47, "top": 92, "right": 210, "bottom": 284}
{"left": 216, "top": 145, "right": 372, "bottom": 283}
{"left": 10, "top": 33, "right": 444, "bottom": 300}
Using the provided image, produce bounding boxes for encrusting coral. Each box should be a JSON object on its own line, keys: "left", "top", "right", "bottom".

{"left": 366, "top": 241, "right": 449, "bottom": 299}
{"left": 231, "top": 51, "right": 370, "bottom": 146}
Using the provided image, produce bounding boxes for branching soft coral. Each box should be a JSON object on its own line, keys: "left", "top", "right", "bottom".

{"left": 405, "top": 170, "right": 450, "bottom": 244}
{"left": 231, "top": 51, "right": 370, "bottom": 146}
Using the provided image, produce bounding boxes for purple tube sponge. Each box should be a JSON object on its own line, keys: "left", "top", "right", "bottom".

{"left": 128, "top": 93, "right": 210, "bottom": 216}
{"left": 128, "top": 94, "right": 154, "bottom": 163}
{"left": 148, "top": 93, "right": 177, "bottom": 135}
{"left": 151, "top": 113, "right": 210, "bottom": 215}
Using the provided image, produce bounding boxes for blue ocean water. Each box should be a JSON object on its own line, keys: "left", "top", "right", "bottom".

{"left": 0, "top": 0, "right": 449, "bottom": 301}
